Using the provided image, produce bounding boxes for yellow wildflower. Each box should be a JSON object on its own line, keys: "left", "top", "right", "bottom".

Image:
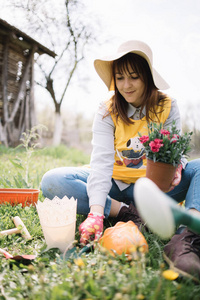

{"left": 162, "top": 269, "right": 179, "bottom": 280}
{"left": 136, "top": 294, "right": 145, "bottom": 300}
{"left": 74, "top": 258, "right": 85, "bottom": 267}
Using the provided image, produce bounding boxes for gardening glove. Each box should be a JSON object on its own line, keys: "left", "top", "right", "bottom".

{"left": 79, "top": 212, "right": 104, "bottom": 245}
{"left": 168, "top": 164, "right": 183, "bottom": 192}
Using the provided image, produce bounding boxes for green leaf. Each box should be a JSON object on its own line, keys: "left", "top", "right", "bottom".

{"left": 9, "top": 159, "right": 24, "bottom": 170}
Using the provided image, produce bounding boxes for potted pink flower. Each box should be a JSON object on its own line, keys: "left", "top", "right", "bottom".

{"left": 139, "top": 122, "right": 192, "bottom": 191}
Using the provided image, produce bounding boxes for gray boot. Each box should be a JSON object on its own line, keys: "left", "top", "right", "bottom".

{"left": 163, "top": 226, "right": 200, "bottom": 282}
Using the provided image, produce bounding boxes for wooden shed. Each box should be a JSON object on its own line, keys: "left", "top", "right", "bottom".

{"left": 0, "top": 18, "right": 56, "bottom": 147}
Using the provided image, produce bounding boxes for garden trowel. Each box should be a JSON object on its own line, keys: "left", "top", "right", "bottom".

{"left": 0, "top": 248, "right": 36, "bottom": 263}
{"left": 134, "top": 177, "right": 200, "bottom": 239}
{"left": 60, "top": 244, "right": 92, "bottom": 260}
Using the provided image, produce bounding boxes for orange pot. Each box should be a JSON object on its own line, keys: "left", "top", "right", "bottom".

{"left": 146, "top": 159, "right": 176, "bottom": 192}
{"left": 99, "top": 221, "right": 148, "bottom": 256}
{"left": 0, "top": 188, "right": 40, "bottom": 207}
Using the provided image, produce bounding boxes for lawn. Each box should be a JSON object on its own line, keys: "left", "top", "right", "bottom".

{"left": 0, "top": 142, "right": 199, "bottom": 300}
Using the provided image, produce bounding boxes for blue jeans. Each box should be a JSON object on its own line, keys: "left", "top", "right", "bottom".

{"left": 41, "top": 159, "right": 200, "bottom": 218}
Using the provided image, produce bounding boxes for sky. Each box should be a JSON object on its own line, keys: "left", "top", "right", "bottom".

{"left": 1, "top": 0, "right": 200, "bottom": 124}
{"left": 62, "top": 0, "right": 200, "bottom": 124}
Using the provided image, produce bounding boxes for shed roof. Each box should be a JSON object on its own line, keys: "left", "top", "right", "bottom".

{"left": 0, "top": 18, "right": 56, "bottom": 58}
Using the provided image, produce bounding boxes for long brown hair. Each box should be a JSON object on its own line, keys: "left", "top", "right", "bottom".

{"left": 108, "top": 53, "right": 167, "bottom": 124}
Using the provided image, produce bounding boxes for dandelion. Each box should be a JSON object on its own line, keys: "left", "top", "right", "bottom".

{"left": 162, "top": 269, "right": 179, "bottom": 280}
{"left": 136, "top": 294, "right": 145, "bottom": 300}
{"left": 74, "top": 258, "right": 85, "bottom": 267}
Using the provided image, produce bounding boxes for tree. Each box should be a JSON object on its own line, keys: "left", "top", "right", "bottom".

{"left": 1, "top": 0, "right": 100, "bottom": 145}
{"left": 182, "top": 102, "right": 200, "bottom": 155}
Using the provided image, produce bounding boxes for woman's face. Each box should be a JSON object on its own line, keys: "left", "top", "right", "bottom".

{"left": 115, "top": 63, "right": 145, "bottom": 108}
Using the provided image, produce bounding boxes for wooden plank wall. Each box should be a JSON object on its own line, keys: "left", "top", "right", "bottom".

{"left": 0, "top": 33, "right": 34, "bottom": 146}
{"left": 0, "top": 36, "right": 3, "bottom": 120}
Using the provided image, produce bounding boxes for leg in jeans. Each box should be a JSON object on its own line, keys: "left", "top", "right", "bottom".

{"left": 41, "top": 166, "right": 138, "bottom": 219}
{"left": 41, "top": 167, "right": 104, "bottom": 216}
{"left": 41, "top": 166, "right": 131, "bottom": 219}
{"left": 167, "top": 158, "right": 200, "bottom": 211}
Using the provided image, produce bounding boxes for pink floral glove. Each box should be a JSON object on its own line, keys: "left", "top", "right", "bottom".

{"left": 168, "top": 164, "right": 183, "bottom": 192}
{"left": 79, "top": 212, "right": 104, "bottom": 245}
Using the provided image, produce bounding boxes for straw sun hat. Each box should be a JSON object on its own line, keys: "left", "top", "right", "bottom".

{"left": 94, "top": 40, "right": 169, "bottom": 90}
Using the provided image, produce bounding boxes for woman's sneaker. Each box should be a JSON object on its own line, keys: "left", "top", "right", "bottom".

{"left": 116, "top": 203, "right": 148, "bottom": 232}
{"left": 163, "top": 226, "right": 200, "bottom": 282}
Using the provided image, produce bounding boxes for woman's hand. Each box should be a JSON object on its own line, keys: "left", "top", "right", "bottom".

{"left": 79, "top": 212, "right": 104, "bottom": 245}
{"left": 168, "top": 164, "right": 183, "bottom": 192}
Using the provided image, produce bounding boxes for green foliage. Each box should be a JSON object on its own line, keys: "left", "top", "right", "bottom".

{"left": 139, "top": 122, "right": 193, "bottom": 166}
{"left": 0, "top": 145, "right": 199, "bottom": 299}
{"left": 0, "top": 141, "right": 90, "bottom": 189}
{"left": 41, "top": 144, "right": 90, "bottom": 165}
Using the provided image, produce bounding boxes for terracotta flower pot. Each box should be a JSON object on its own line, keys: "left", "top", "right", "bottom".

{"left": 146, "top": 159, "right": 176, "bottom": 192}
{"left": 0, "top": 188, "right": 40, "bottom": 207}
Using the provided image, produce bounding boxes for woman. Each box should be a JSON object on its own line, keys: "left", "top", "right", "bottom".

{"left": 41, "top": 40, "right": 200, "bottom": 281}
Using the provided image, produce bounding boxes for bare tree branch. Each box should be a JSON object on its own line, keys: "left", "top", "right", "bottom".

{"left": 2, "top": 0, "right": 101, "bottom": 144}
{"left": 49, "top": 40, "right": 71, "bottom": 77}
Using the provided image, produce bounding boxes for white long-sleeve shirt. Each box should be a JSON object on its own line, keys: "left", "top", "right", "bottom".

{"left": 87, "top": 98, "right": 185, "bottom": 209}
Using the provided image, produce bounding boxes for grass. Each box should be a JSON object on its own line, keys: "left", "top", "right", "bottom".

{"left": 0, "top": 144, "right": 200, "bottom": 299}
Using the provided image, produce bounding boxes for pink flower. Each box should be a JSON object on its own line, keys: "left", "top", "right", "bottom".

{"left": 154, "top": 139, "right": 163, "bottom": 145}
{"left": 160, "top": 129, "right": 170, "bottom": 136}
{"left": 139, "top": 135, "right": 149, "bottom": 143}
{"left": 171, "top": 134, "right": 179, "bottom": 144}
{"left": 149, "top": 141, "right": 161, "bottom": 152}
{"left": 149, "top": 139, "right": 164, "bottom": 152}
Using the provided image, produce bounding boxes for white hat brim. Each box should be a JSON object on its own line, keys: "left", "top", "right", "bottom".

{"left": 94, "top": 49, "right": 169, "bottom": 90}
